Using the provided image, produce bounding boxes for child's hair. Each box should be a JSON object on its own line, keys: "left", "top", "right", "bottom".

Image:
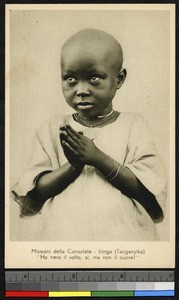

{"left": 61, "top": 28, "right": 124, "bottom": 71}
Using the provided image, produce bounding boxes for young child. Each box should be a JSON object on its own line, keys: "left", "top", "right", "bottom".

{"left": 12, "top": 28, "right": 167, "bottom": 241}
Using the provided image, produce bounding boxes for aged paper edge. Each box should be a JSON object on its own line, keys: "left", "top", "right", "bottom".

{"left": 5, "top": 3, "right": 175, "bottom": 269}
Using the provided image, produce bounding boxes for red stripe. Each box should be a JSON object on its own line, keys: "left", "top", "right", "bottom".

{"left": 6, "top": 291, "right": 49, "bottom": 297}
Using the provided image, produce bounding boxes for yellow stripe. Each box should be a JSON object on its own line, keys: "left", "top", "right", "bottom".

{"left": 49, "top": 291, "right": 91, "bottom": 297}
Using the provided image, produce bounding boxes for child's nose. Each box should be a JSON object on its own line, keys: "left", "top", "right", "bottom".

{"left": 76, "top": 81, "right": 90, "bottom": 97}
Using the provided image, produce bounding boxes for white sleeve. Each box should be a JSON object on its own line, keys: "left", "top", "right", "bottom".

{"left": 12, "top": 130, "right": 53, "bottom": 197}
{"left": 124, "top": 114, "right": 167, "bottom": 208}
{"left": 12, "top": 129, "right": 54, "bottom": 216}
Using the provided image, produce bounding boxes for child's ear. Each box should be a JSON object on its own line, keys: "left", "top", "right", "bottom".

{"left": 116, "top": 68, "right": 127, "bottom": 89}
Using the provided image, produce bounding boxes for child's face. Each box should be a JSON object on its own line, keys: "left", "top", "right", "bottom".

{"left": 61, "top": 43, "right": 123, "bottom": 119}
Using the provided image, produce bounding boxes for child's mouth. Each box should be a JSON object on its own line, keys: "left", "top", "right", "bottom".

{"left": 77, "top": 102, "right": 94, "bottom": 110}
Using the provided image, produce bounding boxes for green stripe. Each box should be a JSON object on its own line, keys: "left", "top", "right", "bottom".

{"left": 91, "top": 291, "right": 134, "bottom": 297}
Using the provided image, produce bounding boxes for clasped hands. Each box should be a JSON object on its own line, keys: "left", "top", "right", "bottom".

{"left": 59, "top": 124, "right": 98, "bottom": 170}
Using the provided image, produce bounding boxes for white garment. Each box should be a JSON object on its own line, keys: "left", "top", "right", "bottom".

{"left": 12, "top": 112, "right": 167, "bottom": 241}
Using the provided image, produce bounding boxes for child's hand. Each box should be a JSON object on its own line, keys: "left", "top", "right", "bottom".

{"left": 60, "top": 124, "right": 99, "bottom": 166}
{"left": 60, "top": 126, "right": 84, "bottom": 170}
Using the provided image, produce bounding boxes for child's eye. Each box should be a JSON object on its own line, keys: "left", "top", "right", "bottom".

{"left": 65, "top": 77, "right": 76, "bottom": 83}
{"left": 90, "top": 76, "right": 101, "bottom": 82}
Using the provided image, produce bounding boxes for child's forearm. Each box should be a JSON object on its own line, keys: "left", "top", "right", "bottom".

{"left": 92, "top": 149, "right": 164, "bottom": 222}
{"left": 29, "top": 162, "right": 83, "bottom": 203}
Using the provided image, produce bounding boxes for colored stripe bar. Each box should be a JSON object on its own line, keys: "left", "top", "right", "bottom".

{"left": 6, "top": 291, "right": 48, "bottom": 297}
{"left": 92, "top": 291, "right": 134, "bottom": 297}
{"left": 5, "top": 289, "right": 175, "bottom": 298}
{"left": 135, "top": 290, "right": 175, "bottom": 297}
{"left": 49, "top": 291, "right": 91, "bottom": 297}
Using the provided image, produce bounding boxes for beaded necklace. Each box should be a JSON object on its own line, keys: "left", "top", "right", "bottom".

{"left": 73, "top": 109, "right": 118, "bottom": 140}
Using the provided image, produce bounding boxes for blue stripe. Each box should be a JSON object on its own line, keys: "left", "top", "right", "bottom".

{"left": 135, "top": 290, "right": 175, "bottom": 296}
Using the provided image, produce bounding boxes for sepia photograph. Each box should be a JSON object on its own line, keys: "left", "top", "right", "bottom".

{"left": 5, "top": 4, "right": 175, "bottom": 268}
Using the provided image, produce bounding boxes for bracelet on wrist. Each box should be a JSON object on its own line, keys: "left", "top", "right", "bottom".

{"left": 105, "top": 160, "right": 121, "bottom": 182}
{"left": 105, "top": 160, "right": 116, "bottom": 178}
{"left": 108, "top": 165, "right": 121, "bottom": 181}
